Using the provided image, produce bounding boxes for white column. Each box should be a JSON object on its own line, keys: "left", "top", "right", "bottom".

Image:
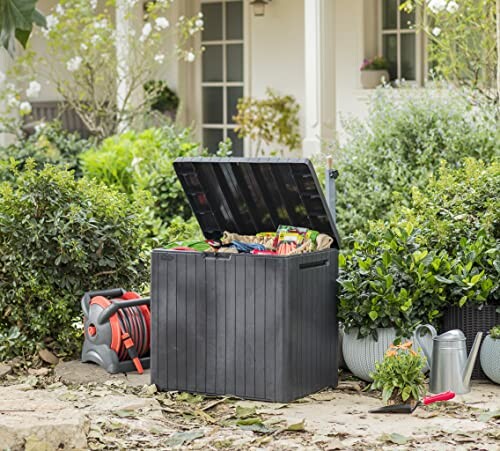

{"left": 115, "top": 0, "right": 133, "bottom": 133}
{"left": 303, "top": 0, "right": 336, "bottom": 158}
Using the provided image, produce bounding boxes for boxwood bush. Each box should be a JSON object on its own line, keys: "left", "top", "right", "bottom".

{"left": 0, "top": 163, "right": 149, "bottom": 359}
{"left": 339, "top": 158, "right": 499, "bottom": 339}
{"left": 80, "top": 126, "right": 201, "bottom": 242}
{"left": 334, "top": 88, "right": 498, "bottom": 237}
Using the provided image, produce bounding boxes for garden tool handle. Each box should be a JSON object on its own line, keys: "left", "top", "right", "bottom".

{"left": 81, "top": 288, "right": 126, "bottom": 316}
{"left": 97, "top": 297, "right": 151, "bottom": 325}
{"left": 423, "top": 391, "right": 455, "bottom": 405}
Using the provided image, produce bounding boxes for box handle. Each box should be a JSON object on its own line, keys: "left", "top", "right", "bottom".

{"left": 299, "top": 259, "right": 329, "bottom": 270}
{"left": 204, "top": 253, "right": 233, "bottom": 261}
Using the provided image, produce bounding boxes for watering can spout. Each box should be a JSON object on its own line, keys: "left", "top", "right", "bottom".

{"left": 462, "top": 332, "right": 483, "bottom": 387}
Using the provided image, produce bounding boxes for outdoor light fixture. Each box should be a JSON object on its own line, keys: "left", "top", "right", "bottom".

{"left": 250, "top": 0, "right": 271, "bottom": 17}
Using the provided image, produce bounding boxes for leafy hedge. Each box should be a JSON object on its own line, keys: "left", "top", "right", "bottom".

{"left": 334, "top": 88, "right": 499, "bottom": 237}
{"left": 339, "top": 158, "right": 499, "bottom": 339}
{"left": 80, "top": 126, "right": 201, "bottom": 243}
{"left": 0, "top": 164, "right": 149, "bottom": 359}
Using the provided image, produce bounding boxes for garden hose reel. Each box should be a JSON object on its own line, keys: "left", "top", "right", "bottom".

{"left": 81, "top": 288, "right": 151, "bottom": 374}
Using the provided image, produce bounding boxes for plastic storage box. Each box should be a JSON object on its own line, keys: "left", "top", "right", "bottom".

{"left": 151, "top": 157, "right": 341, "bottom": 402}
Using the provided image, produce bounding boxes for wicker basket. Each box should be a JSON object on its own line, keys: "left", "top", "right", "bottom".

{"left": 442, "top": 304, "right": 500, "bottom": 379}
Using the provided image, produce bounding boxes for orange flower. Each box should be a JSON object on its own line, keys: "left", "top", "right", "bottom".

{"left": 400, "top": 341, "right": 413, "bottom": 349}
{"left": 410, "top": 349, "right": 418, "bottom": 356}
{"left": 385, "top": 350, "right": 397, "bottom": 357}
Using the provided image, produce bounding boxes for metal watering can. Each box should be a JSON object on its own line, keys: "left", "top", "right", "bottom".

{"left": 414, "top": 325, "right": 483, "bottom": 395}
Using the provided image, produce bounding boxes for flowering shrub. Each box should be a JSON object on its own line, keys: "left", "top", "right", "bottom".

{"left": 402, "top": 0, "right": 497, "bottom": 100}
{"left": 360, "top": 56, "right": 389, "bottom": 71}
{"left": 370, "top": 342, "right": 426, "bottom": 404}
{"left": 1, "top": 0, "right": 204, "bottom": 139}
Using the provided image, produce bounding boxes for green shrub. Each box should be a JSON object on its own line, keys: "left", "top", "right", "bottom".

{"left": 339, "top": 158, "right": 499, "bottom": 339}
{"left": 0, "top": 122, "right": 93, "bottom": 181}
{"left": 0, "top": 163, "right": 149, "bottom": 359}
{"left": 339, "top": 220, "right": 446, "bottom": 339}
{"left": 333, "top": 88, "right": 499, "bottom": 236}
{"left": 80, "top": 126, "right": 200, "bottom": 242}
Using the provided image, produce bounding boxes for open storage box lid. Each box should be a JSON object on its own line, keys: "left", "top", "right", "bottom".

{"left": 173, "top": 157, "right": 341, "bottom": 248}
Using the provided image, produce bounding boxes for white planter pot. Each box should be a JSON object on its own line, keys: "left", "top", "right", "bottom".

{"left": 480, "top": 335, "right": 500, "bottom": 384}
{"left": 360, "top": 70, "right": 389, "bottom": 89}
{"left": 342, "top": 327, "right": 432, "bottom": 382}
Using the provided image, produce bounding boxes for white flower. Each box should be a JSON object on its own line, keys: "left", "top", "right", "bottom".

{"left": 81, "top": 43, "right": 88, "bottom": 51}
{"left": 26, "top": 81, "right": 41, "bottom": 98}
{"left": 446, "top": 0, "right": 459, "bottom": 13}
{"left": 55, "top": 4, "right": 64, "bottom": 15}
{"left": 195, "top": 19, "right": 204, "bottom": 28}
{"left": 427, "top": 0, "right": 447, "bottom": 13}
{"left": 46, "top": 14, "right": 59, "bottom": 30}
{"left": 432, "top": 27, "right": 442, "bottom": 36}
{"left": 6, "top": 94, "right": 19, "bottom": 108}
{"left": 0, "top": 71, "right": 5, "bottom": 84}
{"left": 94, "top": 19, "right": 108, "bottom": 29}
{"left": 90, "top": 0, "right": 98, "bottom": 9}
{"left": 155, "top": 17, "right": 170, "bottom": 30}
{"left": 140, "top": 22, "right": 152, "bottom": 42}
{"left": 66, "top": 56, "right": 83, "bottom": 72}
{"left": 127, "top": 0, "right": 138, "bottom": 6}
{"left": 19, "top": 101, "right": 32, "bottom": 116}
{"left": 91, "top": 34, "right": 101, "bottom": 45}
{"left": 154, "top": 53, "right": 165, "bottom": 64}
{"left": 184, "top": 51, "right": 195, "bottom": 63}
{"left": 198, "top": 12, "right": 203, "bottom": 18}
{"left": 34, "top": 121, "right": 46, "bottom": 133}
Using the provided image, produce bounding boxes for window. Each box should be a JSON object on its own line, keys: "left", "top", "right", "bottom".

{"left": 379, "top": 0, "right": 423, "bottom": 84}
{"left": 201, "top": 0, "right": 244, "bottom": 155}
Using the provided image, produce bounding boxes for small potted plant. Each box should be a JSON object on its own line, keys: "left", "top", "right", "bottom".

{"left": 360, "top": 56, "right": 390, "bottom": 89}
{"left": 370, "top": 342, "right": 426, "bottom": 405}
{"left": 480, "top": 325, "right": 500, "bottom": 384}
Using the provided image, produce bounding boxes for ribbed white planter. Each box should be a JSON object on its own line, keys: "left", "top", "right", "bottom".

{"left": 480, "top": 335, "right": 500, "bottom": 384}
{"left": 342, "top": 327, "right": 432, "bottom": 382}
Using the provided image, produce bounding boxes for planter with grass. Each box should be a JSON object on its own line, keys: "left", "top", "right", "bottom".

{"left": 480, "top": 326, "right": 500, "bottom": 384}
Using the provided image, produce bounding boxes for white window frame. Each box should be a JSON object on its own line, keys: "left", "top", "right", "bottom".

{"left": 200, "top": 0, "right": 245, "bottom": 153}
{"left": 378, "top": 0, "right": 425, "bottom": 86}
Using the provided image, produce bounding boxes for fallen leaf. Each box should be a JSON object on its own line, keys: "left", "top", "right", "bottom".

{"left": 236, "top": 405, "right": 257, "bottom": 419}
{"left": 165, "top": 430, "right": 204, "bottom": 447}
{"left": 380, "top": 432, "right": 409, "bottom": 445}
{"left": 286, "top": 419, "right": 306, "bottom": 432}
{"left": 310, "top": 392, "right": 337, "bottom": 402}
{"left": 177, "top": 392, "right": 205, "bottom": 403}
{"left": 239, "top": 423, "right": 273, "bottom": 434}
{"left": 237, "top": 417, "right": 262, "bottom": 426}
{"left": 28, "top": 367, "right": 50, "bottom": 376}
{"left": 478, "top": 409, "right": 500, "bottom": 422}
{"left": 114, "top": 409, "right": 136, "bottom": 418}
{"left": 38, "top": 349, "right": 59, "bottom": 365}
{"left": 140, "top": 384, "right": 158, "bottom": 396}
{"left": 58, "top": 392, "right": 80, "bottom": 402}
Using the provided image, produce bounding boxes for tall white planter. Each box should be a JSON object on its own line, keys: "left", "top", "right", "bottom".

{"left": 480, "top": 335, "right": 500, "bottom": 384}
{"left": 342, "top": 327, "right": 432, "bottom": 382}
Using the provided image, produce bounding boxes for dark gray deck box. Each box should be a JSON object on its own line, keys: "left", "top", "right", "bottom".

{"left": 151, "top": 158, "right": 341, "bottom": 402}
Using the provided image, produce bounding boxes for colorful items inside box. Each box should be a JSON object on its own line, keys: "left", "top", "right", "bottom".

{"left": 167, "top": 225, "right": 333, "bottom": 256}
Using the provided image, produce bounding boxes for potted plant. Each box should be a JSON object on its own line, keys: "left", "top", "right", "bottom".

{"left": 339, "top": 221, "right": 444, "bottom": 381}
{"left": 144, "top": 80, "right": 180, "bottom": 121}
{"left": 480, "top": 326, "right": 500, "bottom": 384}
{"left": 360, "top": 56, "right": 389, "bottom": 89}
{"left": 370, "top": 342, "right": 426, "bottom": 405}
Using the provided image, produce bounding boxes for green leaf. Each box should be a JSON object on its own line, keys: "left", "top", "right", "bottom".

{"left": 434, "top": 275, "right": 453, "bottom": 284}
{"left": 286, "top": 420, "right": 306, "bottom": 432}
{"left": 165, "top": 430, "right": 204, "bottom": 447}
{"left": 459, "top": 296, "right": 467, "bottom": 307}
{"left": 235, "top": 405, "right": 257, "bottom": 419}
{"left": 236, "top": 417, "right": 262, "bottom": 426}
{"left": 368, "top": 310, "right": 378, "bottom": 321}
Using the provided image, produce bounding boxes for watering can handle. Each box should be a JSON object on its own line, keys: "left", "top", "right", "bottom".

{"left": 414, "top": 324, "right": 437, "bottom": 365}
